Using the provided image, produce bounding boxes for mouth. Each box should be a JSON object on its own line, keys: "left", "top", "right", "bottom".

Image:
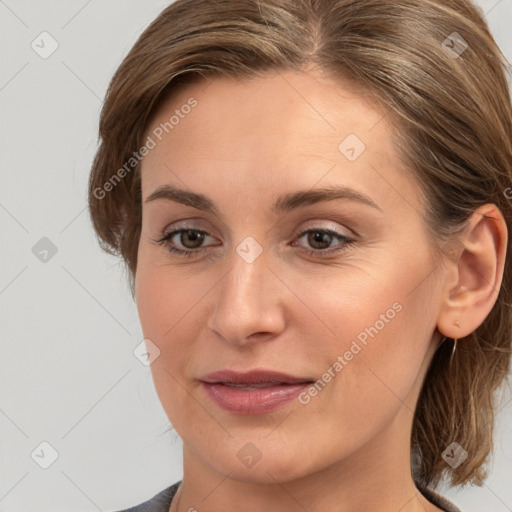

{"left": 200, "top": 369, "right": 314, "bottom": 385}
{"left": 198, "top": 369, "right": 315, "bottom": 414}
{"left": 217, "top": 381, "right": 294, "bottom": 389}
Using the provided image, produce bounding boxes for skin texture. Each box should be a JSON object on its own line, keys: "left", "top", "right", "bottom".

{"left": 134, "top": 67, "right": 507, "bottom": 512}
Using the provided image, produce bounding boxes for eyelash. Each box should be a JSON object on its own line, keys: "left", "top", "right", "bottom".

{"left": 154, "top": 226, "right": 357, "bottom": 258}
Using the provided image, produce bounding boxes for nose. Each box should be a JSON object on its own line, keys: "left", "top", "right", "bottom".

{"left": 206, "top": 246, "right": 286, "bottom": 347}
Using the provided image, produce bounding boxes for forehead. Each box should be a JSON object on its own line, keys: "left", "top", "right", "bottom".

{"left": 144, "top": 69, "right": 387, "bottom": 156}
{"left": 139, "top": 69, "right": 421, "bottom": 210}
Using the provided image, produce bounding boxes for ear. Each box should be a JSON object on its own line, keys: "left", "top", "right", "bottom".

{"left": 437, "top": 204, "right": 508, "bottom": 340}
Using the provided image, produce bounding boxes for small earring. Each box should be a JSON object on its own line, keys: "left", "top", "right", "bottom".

{"left": 450, "top": 338, "right": 458, "bottom": 364}
{"left": 449, "top": 320, "right": 461, "bottom": 365}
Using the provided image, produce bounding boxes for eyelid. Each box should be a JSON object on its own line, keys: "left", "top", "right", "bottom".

{"left": 294, "top": 219, "right": 356, "bottom": 239}
{"left": 160, "top": 219, "right": 218, "bottom": 238}
{"left": 159, "top": 227, "right": 219, "bottom": 247}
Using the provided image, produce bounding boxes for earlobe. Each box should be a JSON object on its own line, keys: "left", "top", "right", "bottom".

{"left": 437, "top": 204, "right": 508, "bottom": 340}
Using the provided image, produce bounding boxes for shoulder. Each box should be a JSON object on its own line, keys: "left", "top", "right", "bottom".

{"left": 113, "top": 479, "right": 462, "bottom": 512}
{"left": 416, "top": 482, "right": 462, "bottom": 512}
{"left": 112, "top": 481, "right": 181, "bottom": 512}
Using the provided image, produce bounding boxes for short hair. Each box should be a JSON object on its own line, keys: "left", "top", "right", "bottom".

{"left": 88, "top": 0, "right": 512, "bottom": 490}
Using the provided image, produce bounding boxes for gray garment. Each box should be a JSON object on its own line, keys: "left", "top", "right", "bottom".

{"left": 114, "top": 480, "right": 462, "bottom": 512}
{"left": 114, "top": 482, "right": 180, "bottom": 512}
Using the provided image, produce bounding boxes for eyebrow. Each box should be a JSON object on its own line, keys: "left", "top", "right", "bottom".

{"left": 144, "top": 184, "right": 382, "bottom": 214}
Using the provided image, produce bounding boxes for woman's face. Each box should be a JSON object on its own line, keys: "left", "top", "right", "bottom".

{"left": 135, "top": 69, "right": 447, "bottom": 483}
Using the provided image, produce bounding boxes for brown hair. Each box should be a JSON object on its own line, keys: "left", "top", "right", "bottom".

{"left": 88, "top": 0, "right": 512, "bottom": 490}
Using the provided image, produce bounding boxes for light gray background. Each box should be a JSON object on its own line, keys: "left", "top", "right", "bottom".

{"left": 1, "top": 1, "right": 511, "bottom": 511}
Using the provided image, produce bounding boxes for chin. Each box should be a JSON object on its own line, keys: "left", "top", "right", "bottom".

{"left": 216, "top": 460, "right": 310, "bottom": 486}
{"left": 196, "top": 439, "right": 317, "bottom": 485}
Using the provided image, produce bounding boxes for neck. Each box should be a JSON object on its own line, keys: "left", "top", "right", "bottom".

{"left": 170, "top": 404, "right": 441, "bottom": 512}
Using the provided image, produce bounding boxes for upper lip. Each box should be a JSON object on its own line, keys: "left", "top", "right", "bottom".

{"left": 199, "top": 369, "right": 314, "bottom": 385}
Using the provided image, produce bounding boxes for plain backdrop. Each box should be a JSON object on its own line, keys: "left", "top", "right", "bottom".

{"left": 1, "top": 1, "right": 511, "bottom": 511}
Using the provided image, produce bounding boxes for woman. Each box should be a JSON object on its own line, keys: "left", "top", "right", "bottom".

{"left": 88, "top": 0, "right": 512, "bottom": 511}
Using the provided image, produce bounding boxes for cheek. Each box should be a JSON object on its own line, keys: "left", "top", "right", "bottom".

{"left": 288, "top": 250, "right": 438, "bottom": 398}
{"left": 134, "top": 258, "right": 208, "bottom": 423}
{"left": 135, "top": 264, "right": 179, "bottom": 369}
{"left": 135, "top": 256, "right": 202, "bottom": 341}
{"left": 289, "top": 248, "right": 435, "bottom": 345}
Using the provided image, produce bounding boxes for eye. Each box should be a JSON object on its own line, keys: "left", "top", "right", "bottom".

{"left": 292, "top": 228, "right": 356, "bottom": 257}
{"left": 155, "top": 228, "right": 218, "bottom": 257}
{"left": 154, "top": 225, "right": 357, "bottom": 258}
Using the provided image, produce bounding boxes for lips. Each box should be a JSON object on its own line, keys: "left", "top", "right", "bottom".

{"left": 200, "top": 369, "right": 313, "bottom": 385}
{"left": 199, "top": 369, "right": 314, "bottom": 415}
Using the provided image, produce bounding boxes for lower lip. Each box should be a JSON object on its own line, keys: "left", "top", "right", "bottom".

{"left": 201, "top": 382, "right": 310, "bottom": 414}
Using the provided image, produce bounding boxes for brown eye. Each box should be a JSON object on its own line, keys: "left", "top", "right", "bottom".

{"left": 155, "top": 228, "right": 217, "bottom": 256}
{"left": 179, "top": 230, "right": 205, "bottom": 249}
{"left": 293, "top": 228, "right": 356, "bottom": 257}
{"left": 306, "top": 231, "right": 334, "bottom": 250}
